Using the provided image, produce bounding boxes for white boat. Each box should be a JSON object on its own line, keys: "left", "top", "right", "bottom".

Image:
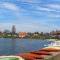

{"left": 44, "top": 41, "right": 60, "bottom": 49}
{"left": 0, "top": 56, "right": 25, "bottom": 60}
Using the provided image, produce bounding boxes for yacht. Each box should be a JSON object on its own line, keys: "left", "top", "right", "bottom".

{"left": 47, "top": 41, "right": 60, "bottom": 49}
{"left": 40, "top": 41, "right": 60, "bottom": 52}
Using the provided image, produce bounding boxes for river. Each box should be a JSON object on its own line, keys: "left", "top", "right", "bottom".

{"left": 0, "top": 38, "right": 52, "bottom": 55}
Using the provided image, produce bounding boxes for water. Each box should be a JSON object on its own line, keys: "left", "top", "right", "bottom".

{"left": 0, "top": 38, "right": 52, "bottom": 55}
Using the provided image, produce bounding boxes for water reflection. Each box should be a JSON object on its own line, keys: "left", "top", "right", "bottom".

{"left": 11, "top": 38, "right": 16, "bottom": 55}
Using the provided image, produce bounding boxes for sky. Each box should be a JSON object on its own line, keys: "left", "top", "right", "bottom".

{"left": 0, "top": 0, "right": 60, "bottom": 32}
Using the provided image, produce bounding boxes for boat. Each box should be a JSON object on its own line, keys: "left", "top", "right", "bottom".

{"left": 30, "top": 51, "right": 51, "bottom": 55}
{"left": 16, "top": 53, "right": 44, "bottom": 59}
{"left": 40, "top": 41, "right": 60, "bottom": 52}
{"left": 15, "top": 41, "right": 60, "bottom": 60}
{"left": 0, "top": 56, "right": 25, "bottom": 60}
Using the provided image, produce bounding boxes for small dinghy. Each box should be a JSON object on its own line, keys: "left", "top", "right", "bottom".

{"left": 16, "top": 53, "right": 44, "bottom": 59}
{"left": 30, "top": 51, "right": 51, "bottom": 55}
{"left": 40, "top": 48, "right": 60, "bottom": 52}
{"left": 0, "top": 56, "right": 24, "bottom": 60}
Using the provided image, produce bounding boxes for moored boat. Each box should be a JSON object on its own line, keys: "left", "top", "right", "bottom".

{"left": 16, "top": 53, "right": 44, "bottom": 59}
{"left": 30, "top": 50, "right": 51, "bottom": 55}
{"left": 40, "top": 41, "right": 60, "bottom": 52}
{"left": 15, "top": 41, "right": 60, "bottom": 60}
{"left": 0, "top": 56, "right": 25, "bottom": 60}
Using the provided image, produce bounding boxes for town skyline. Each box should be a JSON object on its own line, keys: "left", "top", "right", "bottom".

{"left": 0, "top": 25, "right": 60, "bottom": 33}
{"left": 0, "top": 0, "right": 60, "bottom": 32}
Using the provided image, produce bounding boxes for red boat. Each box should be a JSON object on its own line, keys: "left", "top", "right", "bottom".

{"left": 40, "top": 48, "right": 60, "bottom": 52}
{"left": 30, "top": 50, "right": 51, "bottom": 55}
{"left": 16, "top": 53, "right": 44, "bottom": 59}
{"left": 16, "top": 41, "right": 60, "bottom": 60}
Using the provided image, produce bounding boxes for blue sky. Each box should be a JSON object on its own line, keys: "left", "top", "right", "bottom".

{"left": 0, "top": 0, "right": 60, "bottom": 32}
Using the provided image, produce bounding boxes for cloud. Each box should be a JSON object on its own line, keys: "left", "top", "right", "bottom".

{"left": 30, "top": 3, "right": 60, "bottom": 18}
{"left": 0, "top": 2, "right": 21, "bottom": 20}
{"left": 0, "top": 2, "right": 19, "bottom": 12}
{"left": 17, "top": 0, "right": 32, "bottom": 3}
{"left": 36, "top": 6, "right": 53, "bottom": 12}
{"left": 48, "top": 4, "right": 60, "bottom": 9}
{"left": 32, "top": 3, "right": 60, "bottom": 13}
{"left": 0, "top": 0, "right": 60, "bottom": 32}
{"left": 48, "top": 14, "right": 60, "bottom": 18}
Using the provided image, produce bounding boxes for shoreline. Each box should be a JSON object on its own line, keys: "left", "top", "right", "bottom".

{"left": 0, "top": 38, "right": 59, "bottom": 41}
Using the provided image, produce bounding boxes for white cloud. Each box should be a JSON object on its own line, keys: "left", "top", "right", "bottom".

{"left": 48, "top": 4, "right": 60, "bottom": 9}
{"left": 0, "top": 2, "right": 21, "bottom": 20}
{"left": 37, "top": 7, "right": 53, "bottom": 11}
{"left": 0, "top": 2, "right": 19, "bottom": 12}
{"left": 48, "top": 14, "right": 60, "bottom": 18}
{"left": 17, "top": 0, "right": 41, "bottom": 4}
{"left": 33, "top": 3, "right": 60, "bottom": 13}
{"left": 17, "top": 0, "right": 32, "bottom": 3}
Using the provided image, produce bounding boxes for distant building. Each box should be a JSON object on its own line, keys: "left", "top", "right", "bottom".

{"left": 12, "top": 25, "right": 16, "bottom": 34}
{"left": 49, "top": 30, "right": 60, "bottom": 38}
{"left": 4, "top": 29, "right": 10, "bottom": 33}
{"left": 18, "top": 32, "right": 28, "bottom": 38}
{"left": 49, "top": 30, "right": 60, "bottom": 35}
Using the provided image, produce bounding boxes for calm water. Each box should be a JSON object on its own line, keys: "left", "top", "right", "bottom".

{"left": 0, "top": 38, "right": 52, "bottom": 55}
